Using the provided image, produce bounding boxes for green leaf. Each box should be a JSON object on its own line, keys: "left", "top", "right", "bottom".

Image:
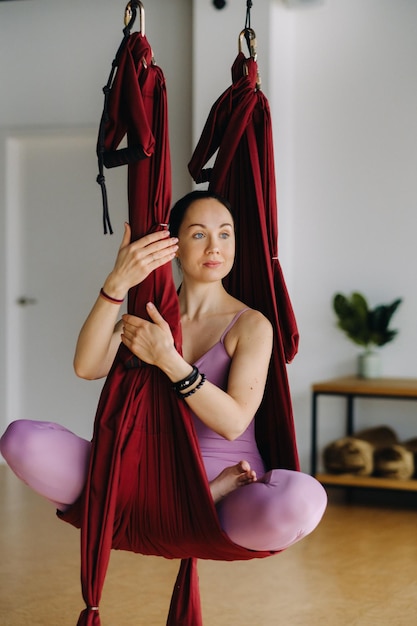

{"left": 332, "top": 292, "right": 402, "bottom": 348}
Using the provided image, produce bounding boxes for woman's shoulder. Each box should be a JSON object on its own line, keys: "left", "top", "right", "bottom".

{"left": 237, "top": 307, "right": 272, "bottom": 332}
{"left": 226, "top": 299, "right": 273, "bottom": 337}
{"left": 222, "top": 305, "right": 272, "bottom": 359}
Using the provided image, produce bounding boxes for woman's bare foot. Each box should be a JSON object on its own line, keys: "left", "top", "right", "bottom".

{"left": 209, "top": 460, "right": 257, "bottom": 504}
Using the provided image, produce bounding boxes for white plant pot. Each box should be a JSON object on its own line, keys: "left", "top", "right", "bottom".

{"left": 358, "top": 351, "right": 382, "bottom": 379}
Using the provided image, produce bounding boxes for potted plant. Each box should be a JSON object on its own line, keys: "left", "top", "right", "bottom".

{"left": 332, "top": 292, "right": 402, "bottom": 378}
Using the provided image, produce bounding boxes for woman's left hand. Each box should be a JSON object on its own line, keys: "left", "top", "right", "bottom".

{"left": 121, "top": 303, "right": 175, "bottom": 367}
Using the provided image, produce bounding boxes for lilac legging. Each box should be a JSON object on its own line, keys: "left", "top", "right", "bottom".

{"left": 0, "top": 420, "right": 327, "bottom": 552}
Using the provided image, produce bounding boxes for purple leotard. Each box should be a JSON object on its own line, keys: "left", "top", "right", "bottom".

{"left": 191, "top": 309, "right": 266, "bottom": 481}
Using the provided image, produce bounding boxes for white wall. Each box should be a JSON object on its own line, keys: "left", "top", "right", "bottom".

{"left": 1, "top": 0, "right": 416, "bottom": 470}
{"left": 271, "top": 0, "right": 417, "bottom": 468}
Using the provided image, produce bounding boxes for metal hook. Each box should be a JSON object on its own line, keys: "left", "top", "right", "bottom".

{"left": 238, "top": 28, "right": 261, "bottom": 90}
{"left": 124, "top": 1, "right": 145, "bottom": 35}
{"left": 238, "top": 28, "right": 257, "bottom": 61}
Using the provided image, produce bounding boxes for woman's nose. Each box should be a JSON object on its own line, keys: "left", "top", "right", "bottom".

{"left": 206, "top": 240, "right": 220, "bottom": 253}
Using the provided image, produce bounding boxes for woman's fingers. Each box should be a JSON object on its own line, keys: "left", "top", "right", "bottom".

{"left": 133, "top": 231, "right": 178, "bottom": 264}
{"left": 110, "top": 229, "right": 177, "bottom": 291}
{"left": 119, "top": 222, "right": 132, "bottom": 251}
{"left": 144, "top": 244, "right": 178, "bottom": 268}
{"left": 126, "top": 230, "right": 178, "bottom": 272}
{"left": 145, "top": 302, "right": 169, "bottom": 327}
{"left": 138, "top": 228, "right": 171, "bottom": 247}
{"left": 123, "top": 304, "right": 166, "bottom": 329}
{"left": 121, "top": 309, "right": 173, "bottom": 366}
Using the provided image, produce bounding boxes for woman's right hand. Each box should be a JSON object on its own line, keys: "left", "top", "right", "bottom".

{"left": 103, "top": 223, "right": 178, "bottom": 299}
{"left": 73, "top": 224, "right": 178, "bottom": 380}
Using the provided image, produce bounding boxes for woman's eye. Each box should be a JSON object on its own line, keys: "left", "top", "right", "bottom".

{"left": 219, "top": 232, "right": 230, "bottom": 239}
{"left": 192, "top": 232, "right": 204, "bottom": 239}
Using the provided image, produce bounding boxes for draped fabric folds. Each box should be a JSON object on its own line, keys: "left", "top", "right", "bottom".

{"left": 58, "top": 34, "right": 286, "bottom": 626}
{"left": 189, "top": 53, "right": 300, "bottom": 471}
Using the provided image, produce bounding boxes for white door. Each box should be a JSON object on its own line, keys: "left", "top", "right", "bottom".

{"left": 3, "top": 130, "right": 127, "bottom": 440}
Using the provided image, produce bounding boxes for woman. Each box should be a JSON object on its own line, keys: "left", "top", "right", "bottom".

{"left": 0, "top": 191, "right": 326, "bottom": 552}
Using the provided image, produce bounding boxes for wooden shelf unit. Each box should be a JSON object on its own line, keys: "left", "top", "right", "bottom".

{"left": 311, "top": 376, "right": 417, "bottom": 492}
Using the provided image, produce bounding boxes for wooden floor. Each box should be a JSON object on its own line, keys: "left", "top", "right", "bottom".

{"left": 1, "top": 465, "right": 416, "bottom": 626}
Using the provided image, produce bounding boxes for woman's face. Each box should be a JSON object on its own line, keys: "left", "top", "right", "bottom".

{"left": 176, "top": 198, "right": 235, "bottom": 283}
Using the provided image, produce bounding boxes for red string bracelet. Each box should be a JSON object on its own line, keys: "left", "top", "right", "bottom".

{"left": 99, "top": 287, "right": 125, "bottom": 305}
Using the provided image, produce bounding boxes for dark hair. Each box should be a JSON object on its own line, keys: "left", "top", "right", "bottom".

{"left": 169, "top": 190, "right": 233, "bottom": 238}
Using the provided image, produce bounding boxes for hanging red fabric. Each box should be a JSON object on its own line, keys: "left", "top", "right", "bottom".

{"left": 189, "top": 52, "right": 300, "bottom": 471}
{"left": 58, "top": 30, "right": 286, "bottom": 626}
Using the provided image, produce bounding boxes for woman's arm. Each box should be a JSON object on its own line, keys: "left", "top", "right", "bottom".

{"left": 73, "top": 224, "right": 178, "bottom": 380}
{"left": 121, "top": 305, "right": 273, "bottom": 440}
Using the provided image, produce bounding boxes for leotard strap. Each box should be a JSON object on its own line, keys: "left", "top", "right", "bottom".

{"left": 219, "top": 308, "right": 250, "bottom": 344}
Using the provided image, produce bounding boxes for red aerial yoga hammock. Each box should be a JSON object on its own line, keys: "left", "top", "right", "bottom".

{"left": 58, "top": 6, "right": 299, "bottom": 626}
{"left": 188, "top": 29, "right": 300, "bottom": 471}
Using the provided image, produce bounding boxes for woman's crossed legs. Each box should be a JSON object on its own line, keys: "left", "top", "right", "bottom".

{"left": 0, "top": 420, "right": 327, "bottom": 551}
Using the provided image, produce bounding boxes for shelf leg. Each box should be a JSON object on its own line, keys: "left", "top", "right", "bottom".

{"left": 346, "top": 394, "right": 354, "bottom": 435}
{"left": 311, "top": 392, "right": 318, "bottom": 475}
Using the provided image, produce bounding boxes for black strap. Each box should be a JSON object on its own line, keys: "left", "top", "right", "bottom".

{"left": 245, "top": 0, "right": 253, "bottom": 29}
{"left": 96, "top": 9, "right": 146, "bottom": 235}
{"left": 96, "top": 28, "right": 129, "bottom": 235}
{"left": 244, "top": 0, "right": 253, "bottom": 51}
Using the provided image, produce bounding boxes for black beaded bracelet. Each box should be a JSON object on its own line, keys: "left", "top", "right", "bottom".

{"left": 180, "top": 373, "right": 207, "bottom": 399}
{"left": 172, "top": 366, "right": 199, "bottom": 397}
